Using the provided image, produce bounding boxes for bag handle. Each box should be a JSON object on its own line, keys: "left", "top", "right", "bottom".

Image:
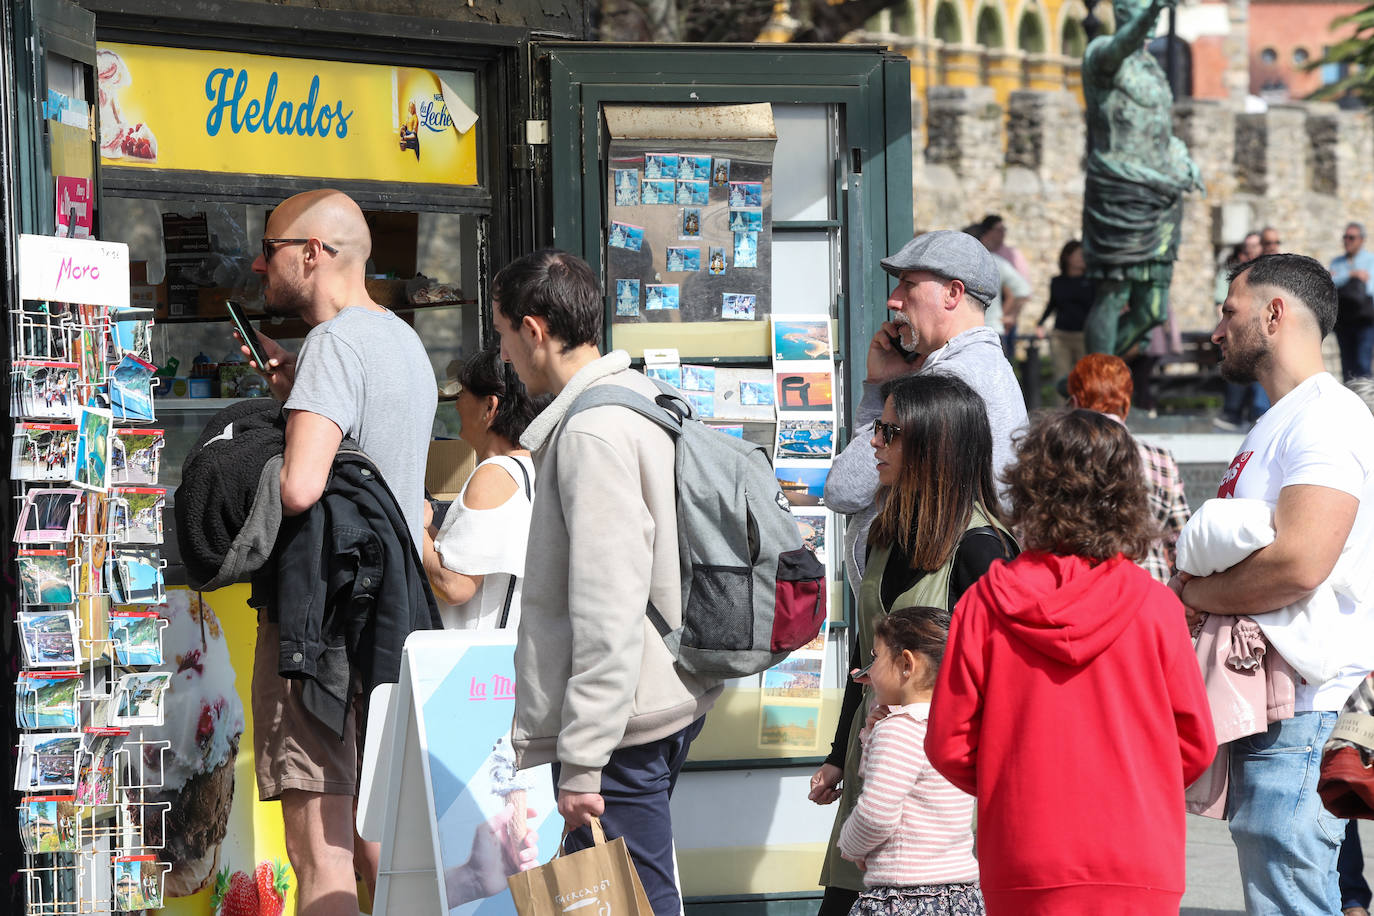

{"left": 497, "top": 458, "right": 533, "bottom": 629}
{"left": 556, "top": 815, "right": 609, "bottom": 858}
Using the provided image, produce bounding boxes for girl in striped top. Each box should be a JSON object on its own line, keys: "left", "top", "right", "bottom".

{"left": 837, "top": 606, "right": 982, "bottom": 916}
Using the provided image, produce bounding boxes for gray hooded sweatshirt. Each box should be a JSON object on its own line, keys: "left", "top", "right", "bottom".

{"left": 823, "top": 324, "right": 1028, "bottom": 594}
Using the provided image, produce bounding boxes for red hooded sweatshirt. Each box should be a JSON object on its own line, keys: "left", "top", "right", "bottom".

{"left": 926, "top": 552, "right": 1216, "bottom": 915}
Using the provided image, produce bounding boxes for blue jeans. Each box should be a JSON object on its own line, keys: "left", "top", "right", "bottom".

{"left": 1337, "top": 322, "right": 1374, "bottom": 380}
{"left": 1221, "top": 381, "right": 1270, "bottom": 424}
{"left": 1229, "top": 711, "right": 1346, "bottom": 915}
{"left": 555, "top": 717, "right": 705, "bottom": 916}
{"left": 1340, "top": 820, "right": 1372, "bottom": 909}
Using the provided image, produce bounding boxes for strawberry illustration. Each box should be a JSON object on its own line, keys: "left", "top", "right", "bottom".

{"left": 254, "top": 860, "right": 290, "bottom": 916}
{"left": 212, "top": 868, "right": 258, "bottom": 916}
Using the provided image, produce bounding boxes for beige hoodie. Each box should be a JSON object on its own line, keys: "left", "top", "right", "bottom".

{"left": 512, "top": 351, "right": 721, "bottom": 792}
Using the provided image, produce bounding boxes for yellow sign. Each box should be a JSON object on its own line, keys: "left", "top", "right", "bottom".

{"left": 96, "top": 42, "right": 478, "bottom": 185}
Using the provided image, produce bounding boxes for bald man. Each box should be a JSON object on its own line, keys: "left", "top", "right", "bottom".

{"left": 246, "top": 189, "right": 436, "bottom": 915}
{"left": 1175, "top": 253, "right": 1374, "bottom": 915}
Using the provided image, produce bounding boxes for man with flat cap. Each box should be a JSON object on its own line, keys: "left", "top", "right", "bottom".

{"left": 823, "top": 228, "right": 1028, "bottom": 593}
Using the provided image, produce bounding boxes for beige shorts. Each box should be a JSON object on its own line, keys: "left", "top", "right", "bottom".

{"left": 252, "top": 613, "right": 361, "bottom": 801}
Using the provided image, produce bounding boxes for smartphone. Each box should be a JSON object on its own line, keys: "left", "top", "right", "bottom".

{"left": 225, "top": 300, "right": 269, "bottom": 369}
{"left": 851, "top": 660, "right": 874, "bottom": 681}
{"left": 887, "top": 332, "right": 922, "bottom": 363}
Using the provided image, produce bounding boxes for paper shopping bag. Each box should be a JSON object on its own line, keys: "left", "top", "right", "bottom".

{"left": 508, "top": 816, "right": 653, "bottom": 916}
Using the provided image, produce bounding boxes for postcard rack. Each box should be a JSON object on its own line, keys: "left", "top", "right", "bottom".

{"left": 12, "top": 235, "right": 171, "bottom": 914}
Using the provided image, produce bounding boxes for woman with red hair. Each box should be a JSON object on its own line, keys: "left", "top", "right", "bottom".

{"left": 1067, "top": 353, "right": 1190, "bottom": 583}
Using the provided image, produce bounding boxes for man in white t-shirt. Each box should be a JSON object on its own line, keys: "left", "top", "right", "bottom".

{"left": 1174, "top": 252, "right": 1374, "bottom": 915}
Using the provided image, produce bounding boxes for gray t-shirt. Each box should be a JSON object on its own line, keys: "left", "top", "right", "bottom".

{"left": 285, "top": 306, "right": 436, "bottom": 548}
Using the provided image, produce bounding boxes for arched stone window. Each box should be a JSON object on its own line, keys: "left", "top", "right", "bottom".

{"left": 976, "top": 5, "right": 1005, "bottom": 49}
{"left": 1061, "top": 17, "right": 1087, "bottom": 56}
{"left": 1018, "top": 10, "right": 1047, "bottom": 53}
{"left": 892, "top": 0, "right": 918, "bottom": 36}
{"left": 934, "top": 0, "right": 962, "bottom": 44}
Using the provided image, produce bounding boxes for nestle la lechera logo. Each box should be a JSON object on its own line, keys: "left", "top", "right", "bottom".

{"left": 555, "top": 877, "right": 613, "bottom": 914}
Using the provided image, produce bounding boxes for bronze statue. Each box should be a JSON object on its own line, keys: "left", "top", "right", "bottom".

{"left": 1081, "top": 0, "right": 1203, "bottom": 356}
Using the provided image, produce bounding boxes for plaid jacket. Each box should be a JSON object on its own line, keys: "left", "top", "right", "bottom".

{"left": 1137, "top": 441, "right": 1190, "bottom": 584}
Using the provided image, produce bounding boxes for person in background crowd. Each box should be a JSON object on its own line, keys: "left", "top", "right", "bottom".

{"left": 825, "top": 231, "right": 1026, "bottom": 599}
{"left": 810, "top": 373, "right": 1018, "bottom": 916}
{"left": 1176, "top": 253, "right": 1374, "bottom": 915}
{"left": 837, "top": 606, "right": 985, "bottom": 916}
{"left": 1261, "top": 226, "right": 1282, "bottom": 256}
{"left": 245, "top": 189, "right": 437, "bottom": 916}
{"left": 1068, "top": 353, "right": 1190, "bottom": 583}
{"left": 493, "top": 250, "right": 719, "bottom": 916}
{"left": 1215, "top": 233, "right": 1270, "bottom": 430}
{"left": 1330, "top": 221, "right": 1374, "bottom": 380}
{"left": 975, "top": 213, "right": 1031, "bottom": 283}
{"left": 1035, "top": 240, "right": 1094, "bottom": 383}
{"left": 927, "top": 408, "right": 1215, "bottom": 915}
{"left": 421, "top": 347, "right": 548, "bottom": 630}
{"left": 968, "top": 221, "right": 1032, "bottom": 358}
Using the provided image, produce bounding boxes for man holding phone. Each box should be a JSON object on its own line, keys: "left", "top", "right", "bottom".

{"left": 240, "top": 189, "right": 435, "bottom": 916}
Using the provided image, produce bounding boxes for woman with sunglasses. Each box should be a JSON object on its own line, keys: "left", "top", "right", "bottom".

{"left": 811, "top": 373, "right": 1018, "bottom": 916}
{"left": 421, "top": 347, "right": 549, "bottom": 630}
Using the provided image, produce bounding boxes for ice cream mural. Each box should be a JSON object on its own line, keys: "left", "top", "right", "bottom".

{"left": 136, "top": 590, "right": 244, "bottom": 896}
{"left": 97, "top": 48, "right": 158, "bottom": 162}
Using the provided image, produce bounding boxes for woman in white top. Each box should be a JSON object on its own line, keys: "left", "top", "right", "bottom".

{"left": 421, "top": 347, "right": 548, "bottom": 630}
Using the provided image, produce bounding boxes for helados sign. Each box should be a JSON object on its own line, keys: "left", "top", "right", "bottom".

{"left": 204, "top": 68, "right": 355, "bottom": 139}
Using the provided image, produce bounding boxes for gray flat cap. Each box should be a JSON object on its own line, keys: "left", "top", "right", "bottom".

{"left": 880, "top": 230, "right": 1001, "bottom": 305}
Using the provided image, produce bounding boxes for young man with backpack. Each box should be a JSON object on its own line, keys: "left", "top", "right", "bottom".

{"left": 493, "top": 249, "right": 723, "bottom": 916}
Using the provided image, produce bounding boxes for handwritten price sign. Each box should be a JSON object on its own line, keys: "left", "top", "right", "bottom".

{"left": 18, "top": 234, "right": 129, "bottom": 309}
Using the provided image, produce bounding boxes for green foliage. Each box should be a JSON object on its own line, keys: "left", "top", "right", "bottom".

{"left": 1306, "top": 4, "right": 1374, "bottom": 103}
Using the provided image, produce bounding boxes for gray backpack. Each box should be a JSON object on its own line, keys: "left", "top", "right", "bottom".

{"left": 566, "top": 380, "right": 827, "bottom": 679}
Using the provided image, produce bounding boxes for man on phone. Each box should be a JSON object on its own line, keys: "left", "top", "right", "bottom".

{"left": 241, "top": 189, "right": 435, "bottom": 916}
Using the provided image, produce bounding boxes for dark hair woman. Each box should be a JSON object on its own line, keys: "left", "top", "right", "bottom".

{"left": 926, "top": 409, "right": 1215, "bottom": 916}
{"left": 1035, "top": 239, "right": 1095, "bottom": 383}
{"left": 809, "top": 372, "right": 1018, "bottom": 916}
{"left": 421, "top": 346, "right": 550, "bottom": 629}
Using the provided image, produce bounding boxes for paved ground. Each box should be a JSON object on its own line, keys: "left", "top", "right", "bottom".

{"left": 1183, "top": 816, "right": 1372, "bottom": 914}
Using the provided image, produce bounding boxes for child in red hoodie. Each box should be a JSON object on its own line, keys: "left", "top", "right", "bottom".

{"left": 926, "top": 409, "right": 1216, "bottom": 916}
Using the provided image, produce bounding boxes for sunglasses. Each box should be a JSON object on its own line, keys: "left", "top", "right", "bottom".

{"left": 261, "top": 238, "right": 340, "bottom": 261}
{"left": 874, "top": 420, "right": 902, "bottom": 446}
{"left": 1346, "top": 234, "right": 1363, "bottom": 241}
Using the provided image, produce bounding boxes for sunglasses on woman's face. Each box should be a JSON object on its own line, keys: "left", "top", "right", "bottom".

{"left": 874, "top": 420, "right": 902, "bottom": 446}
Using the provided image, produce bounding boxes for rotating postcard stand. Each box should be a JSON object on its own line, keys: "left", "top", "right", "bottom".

{"left": 360, "top": 630, "right": 559, "bottom": 916}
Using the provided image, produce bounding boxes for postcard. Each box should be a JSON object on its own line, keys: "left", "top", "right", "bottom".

{"left": 680, "top": 207, "right": 702, "bottom": 238}
{"left": 643, "top": 153, "right": 679, "bottom": 180}
{"left": 112, "top": 428, "right": 164, "bottom": 486}
{"left": 13, "top": 422, "right": 78, "bottom": 482}
{"left": 678, "top": 154, "right": 712, "bottom": 182}
{"left": 645, "top": 284, "right": 681, "bottom": 311}
{"left": 759, "top": 703, "right": 820, "bottom": 749}
{"left": 13, "top": 360, "right": 79, "bottom": 420}
{"left": 15, "top": 488, "right": 80, "bottom": 544}
{"left": 17, "top": 672, "right": 81, "bottom": 730}
{"left": 733, "top": 231, "right": 759, "bottom": 268}
{"left": 20, "top": 795, "right": 78, "bottom": 853}
{"left": 722, "top": 293, "right": 757, "bottom": 321}
{"left": 775, "top": 370, "right": 835, "bottom": 411}
{"left": 615, "top": 279, "right": 641, "bottom": 317}
{"left": 109, "top": 306, "right": 154, "bottom": 363}
{"left": 729, "top": 181, "right": 764, "bottom": 208}
{"left": 645, "top": 366, "right": 682, "bottom": 388}
{"left": 711, "top": 158, "right": 731, "bottom": 187}
{"left": 680, "top": 365, "right": 717, "bottom": 392}
{"left": 74, "top": 405, "right": 112, "bottom": 493}
{"left": 19, "top": 610, "right": 81, "bottom": 668}
{"left": 110, "top": 611, "right": 164, "bottom": 666}
{"left": 111, "top": 548, "right": 165, "bottom": 606}
{"left": 18, "top": 549, "right": 74, "bottom": 606}
{"left": 642, "top": 179, "right": 676, "bottom": 205}
{"left": 739, "top": 380, "right": 775, "bottom": 407}
{"left": 777, "top": 417, "right": 836, "bottom": 460}
{"left": 686, "top": 392, "right": 715, "bottom": 419}
{"left": 774, "top": 460, "right": 831, "bottom": 508}
{"left": 608, "top": 221, "right": 645, "bottom": 252}
{"left": 113, "top": 855, "right": 164, "bottom": 911}
{"left": 707, "top": 424, "right": 745, "bottom": 438}
{"left": 109, "top": 354, "right": 157, "bottom": 423}
{"left": 111, "top": 672, "right": 171, "bottom": 727}
{"left": 665, "top": 247, "right": 701, "bottom": 272}
{"left": 793, "top": 510, "right": 829, "bottom": 561}
{"left": 773, "top": 317, "right": 833, "bottom": 361}
{"left": 729, "top": 208, "right": 763, "bottom": 233}
{"left": 108, "top": 487, "right": 165, "bottom": 545}
{"left": 676, "top": 179, "right": 710, "bottom": 206}
{"left": 612, "top": 169, "right": 640, "bottom": 206}
{"left": 708, "top": 246, "right": 727, "bottom": 275}
{"left": 763, "top": 657, "right": 822, "bottom": 699}
{"left": 77, "top": 729, "right": 126, "bottom": 807}
{"left": 16, "top": 732, "right": 83, "bottom": 791}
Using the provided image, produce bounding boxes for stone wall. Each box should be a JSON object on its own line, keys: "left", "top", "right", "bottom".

{"left": 916, "top": 87, "right": 1374, "bottom": 335}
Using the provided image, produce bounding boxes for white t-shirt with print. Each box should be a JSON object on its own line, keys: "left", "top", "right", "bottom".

{"left": 1218, "top": 371, "right": 1374, "bottom": 711}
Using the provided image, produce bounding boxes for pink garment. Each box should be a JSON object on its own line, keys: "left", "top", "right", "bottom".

{"left": 1186, "top": 612, "right": 1297, "bottom": 818}
{"left": 995, "top": 243, "right": 1031, "bottom": 283}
